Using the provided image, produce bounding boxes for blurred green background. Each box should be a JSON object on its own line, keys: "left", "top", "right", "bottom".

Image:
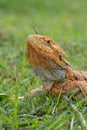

{"left": 0, "top": 0, "right": 87, "bottom": 70}
{"left": 0, "top": 0, "right": 87, "bottom": 69}
{"left": 0, "top": 0, "right": 87, "bottom": 129}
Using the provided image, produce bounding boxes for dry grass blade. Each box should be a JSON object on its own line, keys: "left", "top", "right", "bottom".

{"left": 32, "top": 26, "right": 39, "bottom": 34}
{"left": 70, "top": 116, "right": 75, "bottom": 130}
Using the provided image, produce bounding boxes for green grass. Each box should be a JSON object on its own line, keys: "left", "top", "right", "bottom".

{"left": 0, "top": 0, "right": 87, "bottom": 129}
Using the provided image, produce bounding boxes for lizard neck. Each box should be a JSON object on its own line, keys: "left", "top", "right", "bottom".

{"left": 36, "top": 67, "right": 66, "bottom": 81}
{"left": 33, "top": 66, "right": 66, "bottom": 90}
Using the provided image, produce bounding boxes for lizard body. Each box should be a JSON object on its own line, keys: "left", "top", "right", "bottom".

{"left": 27, "top": 35, "right": 87, "bottom": 99}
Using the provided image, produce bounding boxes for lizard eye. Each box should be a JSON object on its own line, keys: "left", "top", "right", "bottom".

{"left": 46, "top": 40, "right": 50, "bottom": 44}
{"left": 59, "top": 54, "right": 62, "bottom": 61}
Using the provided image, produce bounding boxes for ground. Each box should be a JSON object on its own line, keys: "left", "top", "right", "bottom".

{"left": 0, "top": 0, "right": 87, "bottom": 129}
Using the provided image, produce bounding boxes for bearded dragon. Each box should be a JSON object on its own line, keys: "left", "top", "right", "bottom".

{"left": 27, "top": 35, "right": 87, "bottom": 99}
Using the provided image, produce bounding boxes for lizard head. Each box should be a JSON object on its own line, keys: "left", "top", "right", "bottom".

{"left": 27, "top": 34, "right": 70, "bottom": 67}
{"left": 27, "top": 34, "right": 70, "bottom": 88}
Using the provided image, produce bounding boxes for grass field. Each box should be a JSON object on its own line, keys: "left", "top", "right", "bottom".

{"left": 0, "top": 0, "right": 87, "bottom": 129}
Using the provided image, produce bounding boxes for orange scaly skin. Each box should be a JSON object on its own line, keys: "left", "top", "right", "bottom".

{"left": 27, "top": 35, "right": 87, "bottom": 99}
{"left": 50, "top": 67, "right": 87, "bottom": 99}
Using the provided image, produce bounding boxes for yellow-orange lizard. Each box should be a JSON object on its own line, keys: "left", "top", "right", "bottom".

{"left": 27, "top": 34, "right": 87, "bottom": 99}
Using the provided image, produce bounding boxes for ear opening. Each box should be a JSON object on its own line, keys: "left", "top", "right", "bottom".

{"left": 58, "top": 54, "right": 62, "bottom": 61}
